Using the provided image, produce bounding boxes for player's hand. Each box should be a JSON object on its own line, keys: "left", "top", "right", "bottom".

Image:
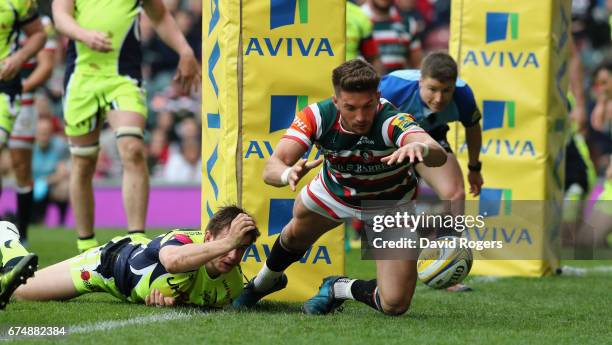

{"left": 287, "top": 158, "right": 323, "bottom": 192}
{"left": 80, "top": 30, "right": 112, "bottom": 52}
{"left": 381, "top": 143, "right": 427, "bottom": 165}
{"left": 174, "top": 50, "right": 201, "bottom": 95}
{"left": 145, "top": 289, "right": 175, "bottom": 307}
{"left": 227, "top": 213, "right": 257, "bottom": 248}
{"left": 0, "top": 54, "right": 25, "bottom": 81}
{"left": 468, "top": 171, "right": 483, "bottom": 196}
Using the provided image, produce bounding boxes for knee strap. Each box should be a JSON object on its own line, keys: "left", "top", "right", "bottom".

{"left": 70, "top": 143, "right": 100, "bottom": 157}
{"left": 115, "top": 126, "right": 144, "bottom": 140}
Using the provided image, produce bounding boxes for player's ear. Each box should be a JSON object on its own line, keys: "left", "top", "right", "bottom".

{"left": 332, "top": 94, "right": 338, "bottom": 108}
{"left": 205, "top": 231, "right": 213, "bottom": 242}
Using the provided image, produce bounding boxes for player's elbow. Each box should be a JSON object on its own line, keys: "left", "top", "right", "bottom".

{"left": 159, "top": 249, "right": 182, "bottom": 274}
{"left": 262, "top": 162, "right": 274, "bottom": 185}
{"left": 263, "top": 159, "right": 280, "bottom": 186}
{"left": 161, "top": 258, "right": 182, "bottom": 274}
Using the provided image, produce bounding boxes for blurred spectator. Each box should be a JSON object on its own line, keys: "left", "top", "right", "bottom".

{"left": 177, "top": 117, "right": 201, "bottom": 142}
{"left": 150, "top": 79, "right": 200, "bottom": 122}
{"left": 148, "top": 129, "right": 170, "bottom": 177}
{"left": 591, "top": 59, "right": 612, "bottom": 133}
{"left": 362, "top": 0, "right": 422, "bottom": 71}
{"left": 31, "top": 117, "right": 70, "bottom": 225}
{"left": 396, "top": 0, "right": 426, "bottom": 49}
{"left": 590, "top": 59, "right": 612, "bottom": 173}
{"left": 414, "top": 0, "right": 434, "bottom": 26}
{"left": 155, "top": 111, "right": 180, "bottom": 143}
{"left": 430, "top": 0, "right": 451, "bottom": 28}
{"left": 162, "top": 138, "right": 202, "bottom": 183}
{"left": 572, "top": 0, "right": 611, "bottom": 50}
{"left": 346, "top": 1, "right": 384, "bottom": 74}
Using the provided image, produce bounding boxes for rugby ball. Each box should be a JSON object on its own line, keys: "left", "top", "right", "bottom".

{"left": 417, "top": 236, "right": 472, "bottom": 289}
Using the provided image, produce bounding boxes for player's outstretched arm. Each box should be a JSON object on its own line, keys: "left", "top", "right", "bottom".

{"left": 0, "top": 20, "right": 46, "bottom": 81}
{"left": 382, "top": 132, "right": 446, "bottom": 167}
{"left": 52, "top": 0, "right": 112, "bottom": 52}
{"left": 264, "top": 139, "right": 322, "bottom": 191}
{"left": 159, "top": 214, "right": 257, "bottom": 274}
{"left": 143, "top": 0, "right": 201, "bottom": 94}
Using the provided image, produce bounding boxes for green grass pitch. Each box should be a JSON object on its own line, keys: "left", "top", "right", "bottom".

{"left": 1, "top": 226, "right": 611, "bottom": 344}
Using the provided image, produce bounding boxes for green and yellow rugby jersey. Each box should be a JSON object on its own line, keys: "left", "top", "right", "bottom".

{"left": 65, "top": 0, "right": 142, "bottom": 79}
{"left": 0, "top": 0, "right": 39, "bottom": 94}
{"left": 284, "top": 98, "right": 424, "bottom": 207}
{"left": 73, "top": 230, "right": 244, "bottom": 308}
{"left": 0, "top": 0, "right": 38, "bottom": 60}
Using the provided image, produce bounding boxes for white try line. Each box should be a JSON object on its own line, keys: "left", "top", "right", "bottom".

{"left": 69, "top": 310, "right": 198, "bottom": 334}
{"left": 556, "top": 265, "right": 612, "bottom": 277}
{"left": 467, "top": 265, "right": 612, "bottom": 281}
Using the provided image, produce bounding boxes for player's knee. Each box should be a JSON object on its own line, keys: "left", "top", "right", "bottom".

{"left": 440, "top": 184, "right": 465, "bottom": 201}
{"left": 379, "top": 292, "right": 412, "bottom": 316}
{"left": 450, "top": 188, "right": 465, "bottom": 201}
{"left": 279, "top": 225, "right": 310, "bottom": 252}
{"left": 116, "top": 127, "right": 146, "bottom": 165}
{"left": 381, "top": 302, "right": 410, "bottom": 316}
{"left": 381, "top": 299, "right": 411, "bottom": 316}
{"left": 279, "top": 228, "right": 302, "bottom": 251}
{"left": 118, "top": 138, "right": 146, "bottom": 167}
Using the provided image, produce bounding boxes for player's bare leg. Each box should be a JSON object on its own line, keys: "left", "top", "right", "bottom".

{"left": 13, "top": 259, "right": 79, "bottom": 301}
{"left": 69, "top": 126, "right": 101, "bottom": 251}
{"left": 416, "top": 153, "right": 466, "bottom": 203}
{"left": 234, "top": 195, "right": 341, "bottom": 307}
{"left": 374, "top": 260, "right": 417, "bottom": 314}
{"left": 108, "top": 111, "right": 148, "bottom": 234}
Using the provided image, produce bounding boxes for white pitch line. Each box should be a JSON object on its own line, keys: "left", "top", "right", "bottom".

{"left": 469, "top": 276, "right": 502, "bottom": 283}
{"left": 591, "top": 265, "right": 612, "bottom": 273}
{"left": 467, "top": 265, "right": 612, "bottom": 280}
{"left": 69, "top": 311, "right": 197, "bottom": 334}
{"left": 558, "top": 265, "right": 612, "bottom": 276}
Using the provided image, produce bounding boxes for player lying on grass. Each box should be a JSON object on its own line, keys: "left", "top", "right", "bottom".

{"left": 234, "top": 59, "right": 447, "bottom": 315}
{"left": 0, "top": 206, "right": 258, "bottom": 310}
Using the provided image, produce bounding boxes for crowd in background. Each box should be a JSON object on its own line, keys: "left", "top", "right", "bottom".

{"left": 0, "top": 0, "right": 203, "bottom": 189}
{"left": 0, "top": 0, "right": 611, "bottom": 219}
